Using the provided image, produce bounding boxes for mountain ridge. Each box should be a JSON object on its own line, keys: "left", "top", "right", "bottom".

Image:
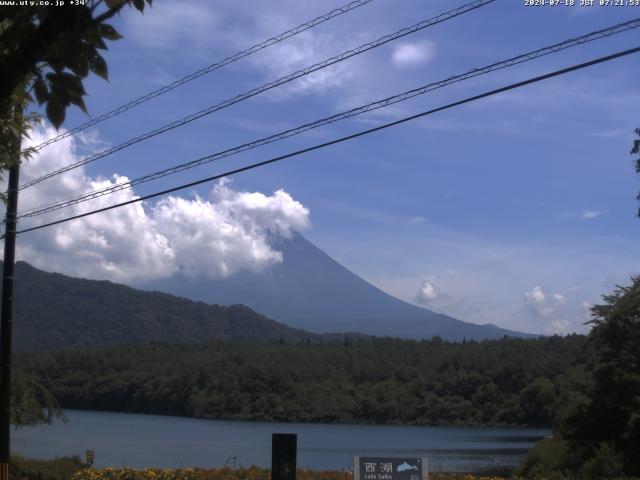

{"left": 3, "top": 260, "right": 358, "bottom": 351}
{"left": 3, "top": 234, "right": 532, "bottom": 347}
{"left": 140, "top": 232, "right": 533, "bottom": 341}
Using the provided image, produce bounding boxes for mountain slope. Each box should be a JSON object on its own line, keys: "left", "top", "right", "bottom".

{"left": 4, "top": 261, "right": 327, "bottom": 350}
{"left": 142, "top": 232, "right": 532, "bottom": 341}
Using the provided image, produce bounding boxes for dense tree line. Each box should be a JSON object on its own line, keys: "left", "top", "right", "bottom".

{"left": 18, "top": 335, "right": 591, "bottom": 428}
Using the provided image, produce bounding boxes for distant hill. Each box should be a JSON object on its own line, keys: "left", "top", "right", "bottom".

{"left": 4, "top": 261, "right": 335, "bottom": 350}
{"left": 141, "top": 232, "right": 533, "bottom": 341}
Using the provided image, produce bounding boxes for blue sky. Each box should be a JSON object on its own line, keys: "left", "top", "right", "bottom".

{"left": 12, "top": 0, "right": 640, "bottom": 335}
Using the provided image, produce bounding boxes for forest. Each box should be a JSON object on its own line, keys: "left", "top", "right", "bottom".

{"left": 18, "top": 334, "right": 592, "bottom": 428}
{"left": 5, "top": 261, "right": 331, "bottom": 350}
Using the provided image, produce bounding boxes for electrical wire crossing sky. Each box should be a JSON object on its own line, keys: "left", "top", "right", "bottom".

{"left": 17, "top": 17, "right": 640, "bottom": 220}
{"left": 21, "top": 0, "right": 496, "bottom": 191}
{"left": 12, "top": 45, "right": 640, "bottom": 238}
{"left": 7, "top": 0, "right": 640, "bottom": 335}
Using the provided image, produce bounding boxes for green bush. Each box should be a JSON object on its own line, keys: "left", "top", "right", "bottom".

{"left": 578, "top": 442, "right": 625, "bottom": 480}
{"left": 515, "top": 437, "right": 569, "bottom": 480}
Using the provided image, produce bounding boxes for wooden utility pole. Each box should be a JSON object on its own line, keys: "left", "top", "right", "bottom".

{"left": 0, "top": 160, "right": 20, "bottom": 480}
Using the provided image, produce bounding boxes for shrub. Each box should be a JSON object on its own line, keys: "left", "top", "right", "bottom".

{"left": 578, "top": 442, "right": 625, "bottom": 480}
{"left": 11, "top": 455, "right": 87, "bottom": 480}
{"left": 515, "top": 437, "right": 569, "bottom": 480}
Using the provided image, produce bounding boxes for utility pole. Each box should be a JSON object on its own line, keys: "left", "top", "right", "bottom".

{"left": 0, "top": 157, "right": 20, "bottom": 480}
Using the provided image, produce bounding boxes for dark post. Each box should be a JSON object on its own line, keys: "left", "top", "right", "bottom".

{"left": 272, "top": 433, "right": 297, "bottom": 480}
{"left": 0, "top": 162, "right": 20, "bottom": 480}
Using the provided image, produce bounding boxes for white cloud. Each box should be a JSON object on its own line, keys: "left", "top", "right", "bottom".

{"left": 410, "top": 277, "right": 598, "bottom": 335}
{"left": 242, "top": 28, "right": 358, "bottom": 98}
{"left": 524, "top": 286, "right": 574, "bottom": 334}
{"left": 4, "top": 125, "right": 310, "bottom": 283}
{"left": 582, "top": 210, "right": 604, "bottom": 220}
{"left": 525, "top": 285, "right": 546, "bottom": 306}
{"left": 391, "top": 41, "right": 436, "bottom": 68}
{"left": 413, "top": 277, "right": 471, "bottom": 318}
{"left": 123, "top": 1, "right": 221, "bottom": 53}
{"left": 525, "top": 285, "right": 565, "bottom": 318}
{"left": 547, "top": 318, "right": 572, "bottom": 335}
{"left": 415, "top": 280, "right": 439, "bottom": 304}
{"left": 411, "top": 275, "right": 522, "bottom": 334}
{"left": 207, "top": 0, "right": 370, "bottom": 99}
{"left": 150, "top": 180, "right": 309, "bottom": 279}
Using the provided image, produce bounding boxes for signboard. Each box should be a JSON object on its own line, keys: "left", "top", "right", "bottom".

{"left": 353, "top": 456, "right": 428, "bottom": 480}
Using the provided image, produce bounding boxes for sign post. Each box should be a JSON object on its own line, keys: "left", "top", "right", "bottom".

{"left": 272, "top": 433, "right": 297, "bottom": 480}
{"left": 354, "top": 456, "right": 428, "bottom": 480}
{"left": 85, "top": 450, "right": 95, "bottom": 467}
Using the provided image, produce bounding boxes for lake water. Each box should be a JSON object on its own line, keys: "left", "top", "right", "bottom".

{"left": 13, "top": 410, "right": 549, "bottom": 473}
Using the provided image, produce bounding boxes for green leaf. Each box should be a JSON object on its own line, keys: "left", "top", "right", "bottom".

{"left": 69, "top": 95, "right": 88, "bottom": 115}
{"left": 68, "top": 53, "right": 90, "bottom": 77}
{"left": 49, "top": 85, "right": 71, "bottom": 105}
{"left": 55, "top": 72, "right": 86, "bottom": 97}
{"left": 132, "top": 0, "right": 145, "bottom": 12}
{"left": 84, "top": 30, "right": 108, "bottom": 50}
{"left": 46, "top": 53, "right": 65, "bottom": 73}
{"left": 46, "top": 97, "right": 66, "bottom": 129}
{"left": 61, "top": 39, "right": 90, "bottom": 76}
{"left": 105, "top": 0, "right": 126, "bottom": 8}
{"left": 6, "top": 123, "right": 21, "bottom": 140}
{"left": 89, "top": 53, "right": 108, "bottom": 81}
{"left": 33, "top": 78, "right": 48, "bottom": 105}
{"left": 96, "top": 23, "right": 123, "bottom": 41}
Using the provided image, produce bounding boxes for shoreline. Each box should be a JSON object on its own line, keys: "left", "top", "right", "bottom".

{"left": 50, "top": 408, "right": 555, "bottom": 430}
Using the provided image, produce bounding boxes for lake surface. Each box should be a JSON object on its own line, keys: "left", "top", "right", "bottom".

{"left": 13, "top": 410, "right": 549, "bottom": 473}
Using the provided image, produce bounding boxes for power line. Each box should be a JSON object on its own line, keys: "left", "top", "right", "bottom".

{"left": 11, "top": 45, "right": 640, "bottom": 239}
{"left": 19, "top": 0, "right": 496, "bottom": 191}
{"left": 30, "top": 0, "right": 376, "bottom": 152}
{"left": 18, "top": 17, "right": 640, "bottom": 220}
